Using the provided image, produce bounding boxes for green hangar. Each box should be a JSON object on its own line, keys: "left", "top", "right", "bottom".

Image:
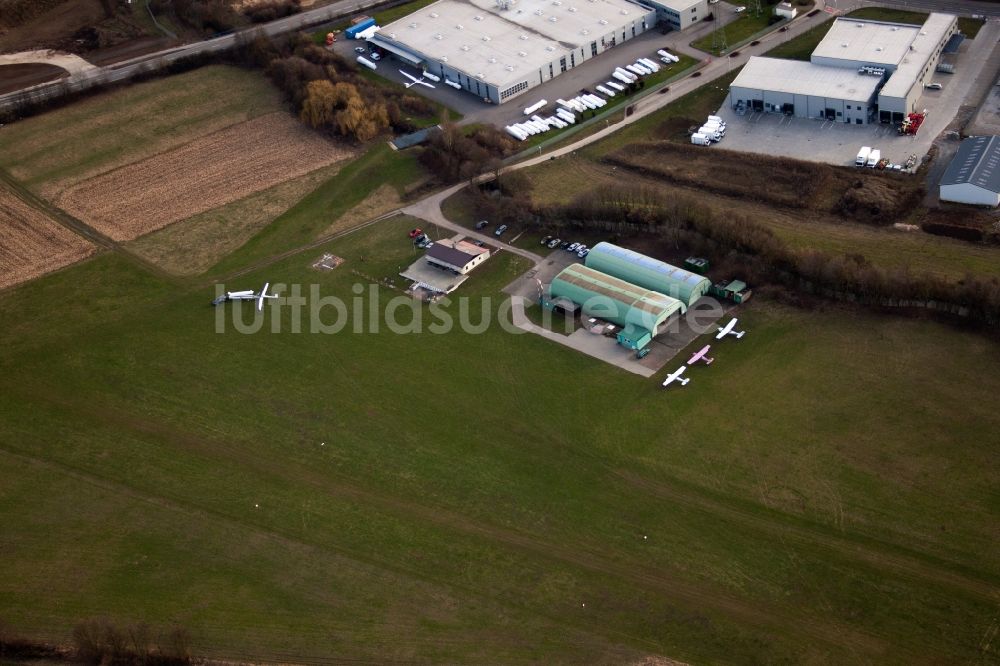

{"left": 544, "top": 264, "right": 683, "bottom": 350}
{"left": 585, "top": 242, "right": 711, "bottom": 309}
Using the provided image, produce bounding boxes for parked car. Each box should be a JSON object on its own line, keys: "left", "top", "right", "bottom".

{"left": 734, "top": 6, "right": 745, "bottom": 13}
{"left": 475, "top": 220, "right": 489, "bottom": 230}
{"left": 567, "top": 242, "right": 580, "bottom": 252}
{"left": 560, "top": 241, "right": 570, "bottom": 249}
{"left": 547, "top": 238, "right": 561, "bottom": 248}
{"left": 577, "top": 248, "right": 590, "bottom": 258}
{"left": 409, "top": 228, "right": 423, "bottom": 238}
{"left": 495, "top": 224, "right": 508, "bottom": 236}
{"left": 424, "top": 241, "right": 434, "bottom": 249}
{"left": 925, "top": 83, "right": 943, "bottom": 90}
{"left": 370, "top": 52, "right": 381, "bottom": 61}
{"left": 540, "top": 235, "right": 552, "bottom": 245}
{"left": 474, "top": 240, "right": 485, "bottom": 247}
{"left": 355, "top": 46, "right": 366, "bottom": 54}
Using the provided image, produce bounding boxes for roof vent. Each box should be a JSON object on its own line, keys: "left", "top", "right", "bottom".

{"left": 841, "top": 42, "right": 848, "bottom": 47}
{"left": 620, "top": 8, "right": 628, "bottom": 14}
{"left": 482, "top": 35, "right": 491, "bottom": 41}
{"left": 549, "top": 16, "right": 557, "bottom": 21}
{"left": 461, "top": 44, "right": 470, "bottom": 51}
{"left": 476, "top": 72, "right": 484, "bottom": 79}
{"left": 409, "top": 22, "right": 418, "bottom": 28}
{"left": 474, "top": 14, "right": 484, "bottom": 20}
{"left": 441, "top": 56, "right": 448, "bottom": 62}
{"left": 389, "top": 32, "right": 396, "bottom": 38}
{"left": 552, "top": 0, "right": 562, "bottom": 5}
{"left": 568, "top": 6, "right": 577, "bottom": 11}
{"left": 581, "top": 28, "right": 589, "bottom": 34}
{"left": 456, "top": 23, "right": 463, "bottom": 29}
{"left": 599, "top": 18, "right": 608, "bottom": 24}
{"left": 434, "top": 33, "right": 443, "bottom": 39}
{"left": 545, "top": 45, "right": 555, "bottom": 51}
{"left": 489, "top": 57, "right": 497, "bottom": 63}
{"left": 519, "top": 33, "right": 528, "bottom": 39}
{"left": 505, "top": 65, "right": 515, "bottom": 71}
{"left": 876, "top": 46, "right": 883, "bottom": 51}
{"left": 518, "top": 50, "right": 527, "bottom": 56}
{"left": 429, "top": 11, "right": 438, "bottom": 17}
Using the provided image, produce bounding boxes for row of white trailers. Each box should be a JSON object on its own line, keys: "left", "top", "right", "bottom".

{"left": 504, "top": 51, "right": 680, "bottom": 142}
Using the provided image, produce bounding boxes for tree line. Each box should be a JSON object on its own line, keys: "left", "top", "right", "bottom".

{"left": 1, "top": 617, "right": 191, "bottom": 665}
{"left": 524, "top": 183, "right": 1000, "bottom": 324}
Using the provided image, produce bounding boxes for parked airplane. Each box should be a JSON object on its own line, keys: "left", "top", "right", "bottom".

{"left": 213, "top": 282, "right": 279, "bottom": 311}
{"left": 716, "top": 318, "right": 746, "bottom": 340}
{"left": 688, "top": 345, "right": 714, "bottom": 365}
{"left": 400, "top": 70, "right": 435, "bottom": 89}
{"left": 662, "top": 365, "right": 690, "bottom": 387}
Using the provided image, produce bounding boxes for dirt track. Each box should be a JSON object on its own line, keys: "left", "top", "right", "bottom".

{"left": 0, "top": 184, "right": 93, "bottom": 289}
{"left": 57, "top": 113, "right": 353, "bottom": 242}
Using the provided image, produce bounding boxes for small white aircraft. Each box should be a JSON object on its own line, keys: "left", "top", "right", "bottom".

{"left": 399, "top": 70, "right": 435, "bottom": 89}
{"left": 215, "top": 282, "right": 279, "bottom": 311}
{"left": 716, "top": 318, "right": 746, "bottom": 340}
{"left": 662, "top": 365, "right": 690, "bottom": 388}
{"left": 688, "top": 345, "right": 714, "bottom": 365}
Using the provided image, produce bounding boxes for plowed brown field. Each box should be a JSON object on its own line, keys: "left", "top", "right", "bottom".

{"left": 57, "top": 113, "right": 352, "bottom": 241}
{"left": 0, "top": 187, "right": 94, "bottom": 290}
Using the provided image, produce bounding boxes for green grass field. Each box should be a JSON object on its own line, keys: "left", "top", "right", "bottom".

{"left": 691, "top": 7, "right": 784, "bottom": 56}
{"left": 2, "top": 207, "right": 1000, "bottom": 662}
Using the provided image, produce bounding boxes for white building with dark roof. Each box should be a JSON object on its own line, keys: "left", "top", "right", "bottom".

{"left": 940, "top": 136, "right": 1000, "bottom": 207}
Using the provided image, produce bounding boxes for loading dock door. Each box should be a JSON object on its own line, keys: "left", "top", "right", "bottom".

{"left": 751, "top": 99, "right": 763, "bottom": 112}
{"left": 824, "top": 108, "right": 836, "bottom": 120}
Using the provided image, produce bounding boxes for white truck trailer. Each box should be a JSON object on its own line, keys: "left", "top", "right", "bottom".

{"left": 856, "top": 146, "right": 871, "bottom": 166}
{"left": 866, "top": 149, "right": 881, "bottom": 168}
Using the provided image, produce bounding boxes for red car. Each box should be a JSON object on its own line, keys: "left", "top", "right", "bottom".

{"left": 408, "top": 228, "right": 423, "bottom": 238}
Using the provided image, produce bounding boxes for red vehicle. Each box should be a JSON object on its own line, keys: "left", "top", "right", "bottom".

{"left": 408, "top": 228, "right": 423, "bottom": 238}
{"left": 899, "top": 112, "right": 926, "bottom": 136}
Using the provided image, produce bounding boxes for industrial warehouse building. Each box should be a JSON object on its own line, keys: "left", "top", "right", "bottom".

{"left": 585, "top": 242, "right": 711, "bottom": 309}
{"left": 939, "top": 136, "right": 1000, "bottom": 207}
{"left": 652, "top": 0, "right": 707, "bottom": 31}
{"left": 729, "top": 13, "right": 957, "bottom": 124}
{"left": 544, "top": 264, "right": 684, "bottom": 350}
{"left": 369, "top": 0, "right": 662, "bottom": 105}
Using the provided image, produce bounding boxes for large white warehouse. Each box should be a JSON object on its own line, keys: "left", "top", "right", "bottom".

{"left": 939, "top": 136, "right": 1000, "bottom": 207}
{"left": 728, "top": 13, "right": 957, "bottom": 125}
{"left": 369, "top": 0, "right": 657, "bottom": 104}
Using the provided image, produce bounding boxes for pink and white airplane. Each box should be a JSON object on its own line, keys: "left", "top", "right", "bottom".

{"left": 688, "top": 345, "right": 714, "bottom": 365}
{"left": 716, "top": 318, "right": 746, "bottom": 340}
{"left": 662, "top": 365, "right": 689, "bottom": 388}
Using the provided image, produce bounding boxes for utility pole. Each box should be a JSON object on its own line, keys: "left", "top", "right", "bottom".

{"left": 711, "top": 23, "right": 728, "bottom": 55}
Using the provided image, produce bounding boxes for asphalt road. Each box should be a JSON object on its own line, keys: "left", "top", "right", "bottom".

{"left": 0, "top": 0, "right": 382, "bottom": 111}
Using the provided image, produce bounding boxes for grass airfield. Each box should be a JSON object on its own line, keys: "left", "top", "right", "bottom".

{"left": 2, "top": 215, "right": 1000, "bottom": 663}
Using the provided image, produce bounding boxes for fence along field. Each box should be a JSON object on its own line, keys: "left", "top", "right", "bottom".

{"left": 55, "top": 113, "right": 354, "bottom": 242}
{"left": 0, "top": 184, "right": 93, "bottom": 289}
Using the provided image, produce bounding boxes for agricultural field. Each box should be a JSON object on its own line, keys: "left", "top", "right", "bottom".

{"left": 1, "top": 213, "right": 999, "bottom": 663}
{"left": 0, "top": 65, "right": 285, "bottom": 199}
{"left": 0, "top": 182, "right": 94, "bottom": 289}
{"left": 57, "top": 112, "right": 352, "bottom": 241}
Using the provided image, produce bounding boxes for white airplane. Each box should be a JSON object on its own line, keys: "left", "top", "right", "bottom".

{"left": 662, "top": 365, "right": 690, "bottom": 388}
{"left": 399, "top": 70, "right": 435, "bottom": 89}
{"left": 716, "top": 318, "right": 746, "bottom": 340}
{"left": 688, "top": 345, "right": 714, "bottom": 365}
{"left": 216, "top": 282, "right": 279, "bottom": 311}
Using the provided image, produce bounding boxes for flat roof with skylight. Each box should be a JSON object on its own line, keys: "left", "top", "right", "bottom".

{"left": 375, "top": 0, "right": 648, "bottom": 90}
{"left": 811, "top": 18, "right": 920, "bottom": 67}
{"left": 731, "top": 57, "right": 882, "bottom": 103}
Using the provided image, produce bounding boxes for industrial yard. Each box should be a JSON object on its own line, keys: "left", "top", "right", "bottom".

{"left": 1, "top": 0, "right": 1000, "bottom": 663}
